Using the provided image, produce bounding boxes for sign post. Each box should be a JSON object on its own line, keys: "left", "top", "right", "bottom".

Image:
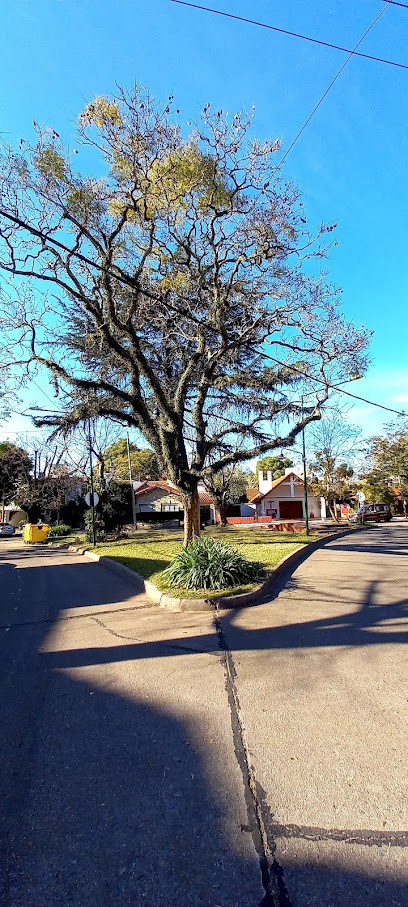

{"left": 88, "top": 420, "right": 97, "bottom": 547}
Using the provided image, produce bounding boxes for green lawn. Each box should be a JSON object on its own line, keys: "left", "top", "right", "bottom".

{"left": 87, "top": 526, "right": 320, "bottom": 599}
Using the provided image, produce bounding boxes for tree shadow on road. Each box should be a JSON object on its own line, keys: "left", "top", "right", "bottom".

{"left": 1, "top": 536, "right": 408, "bottom": 906}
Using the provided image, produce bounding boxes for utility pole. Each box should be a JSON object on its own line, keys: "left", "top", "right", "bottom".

{"left": 126, "top": 433, "right": 137, "bottom": 528}
{"left": 301, "top": 397, "right": 310, "bottom": 536}
{"left": 88, "top": 419, "right": 96, "bottom": 547}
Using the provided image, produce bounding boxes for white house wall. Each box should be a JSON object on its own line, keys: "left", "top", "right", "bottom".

{"left": 258, "top": 491, "right": 322, "bottom": 519}
{"left": 135, "top": 489, "right": 181, "bottom": 512}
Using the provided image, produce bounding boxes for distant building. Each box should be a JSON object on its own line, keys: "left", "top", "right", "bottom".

{"left": 248, "top": 468, "right": 325, "bottom": 521}
{"left": 133, "top": 480, "right": 216, "bottom": 523}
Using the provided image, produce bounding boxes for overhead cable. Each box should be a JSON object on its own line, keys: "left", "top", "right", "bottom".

{"left": 259, "top": 352, "right": 407, "bottom": 417}
{"left": 168, "top": 0, "right": 408, "bottom": 70}
{"left": 280, "top": 1, "right": 392, "bottom": 164}
{"left": 0, "top": 210, "right": 406, "bottom": 418}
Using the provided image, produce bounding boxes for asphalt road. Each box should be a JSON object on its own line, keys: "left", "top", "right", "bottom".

{"left": 1, "top": 526, "right": 407, "bottom": 907}
{"left": 221, "top": 522, "right": 408, "bottom": 906}
{"left": 0, "top": 539, "right": 263, "bottom": 907}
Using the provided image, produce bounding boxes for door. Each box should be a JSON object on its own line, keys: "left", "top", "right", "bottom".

{"left": 279, "top": 500, "right": 303, "bottom": 519}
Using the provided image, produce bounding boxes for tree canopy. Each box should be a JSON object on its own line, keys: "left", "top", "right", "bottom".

{"left": 0, "top": 442, "right": 32, "bottom": 507}
{"left": 0, "top": 86, "right": 370, "bottom": 542}
{"left": 307, "top": 411, "right": 361, "bottom": 518}
{"left": 248, "top": 454, "right": 294, "bottom": 487}
{"left": 103, "top": 439, "right": 160, "bottom": 482}
{"left": 362, "top": 421, "right": 408, "bottom": 508}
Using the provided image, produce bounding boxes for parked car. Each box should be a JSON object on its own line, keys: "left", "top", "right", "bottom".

{"left": 349, "top": 503, "right": 392, "bottom": 524}
{"left": 0, "top": 522, "right": 16, "bottom": 536}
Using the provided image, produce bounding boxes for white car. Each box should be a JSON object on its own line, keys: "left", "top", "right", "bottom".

{"left": 0, "top": 523, "right": 16, "bottom": 536}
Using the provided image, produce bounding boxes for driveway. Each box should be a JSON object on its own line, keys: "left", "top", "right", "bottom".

{"left": 220, "top": 523, "right": 408, "bottom": 905}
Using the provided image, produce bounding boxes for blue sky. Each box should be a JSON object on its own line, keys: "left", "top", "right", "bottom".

{"left": 1, "top": 0, "right": 407, "bottom": 442}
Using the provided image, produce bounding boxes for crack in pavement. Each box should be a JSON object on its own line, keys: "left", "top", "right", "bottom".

{"left": 89, "top": 615, "right": 217, "bottom": 656}
{"left": 0, "top": 603, "right": 150, "bottom": 632}
{"left": 271, "top": 822, "right": 408, "bottom": 848}
{"left": 213, "top": 610, "right": 292, "bottom": 907}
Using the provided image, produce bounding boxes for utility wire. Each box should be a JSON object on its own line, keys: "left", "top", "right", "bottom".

{"left": 380, "top": 0, "right": 408, "bottom": 7}
{"left": 259, "top": 351, "right": 407, "bottom": 417}
{"left": 0, "top": 211, "right": 405, "bottom": 418}
{"left": 280, "top": 1, "right": 392, "bottom": 164}
{"left": 168, "top": 0, "right": 408, "bottom": 70}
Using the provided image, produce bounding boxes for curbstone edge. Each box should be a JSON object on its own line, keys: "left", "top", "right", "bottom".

{"left": 63, "top": 525, "right": 360, "bottom": 612}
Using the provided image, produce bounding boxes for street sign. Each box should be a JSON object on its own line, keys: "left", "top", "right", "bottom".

{"left": 84, "top": 491, "right": 99, "bottom": 508}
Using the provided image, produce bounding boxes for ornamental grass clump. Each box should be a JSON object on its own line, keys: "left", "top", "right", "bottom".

{"left": 162, "top": 536, "right": 263, "bottom": 591}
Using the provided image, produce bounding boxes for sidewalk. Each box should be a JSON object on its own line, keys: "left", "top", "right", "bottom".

{"left": 219, "top": 524, "right": 408, "bottom": 906}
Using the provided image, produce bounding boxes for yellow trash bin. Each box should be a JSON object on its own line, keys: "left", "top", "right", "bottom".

{"left": 23, "top": 524, "right": 49, "bottom": 543}
{"left": 23, "top": 523, "right": 33, "bottom": 543}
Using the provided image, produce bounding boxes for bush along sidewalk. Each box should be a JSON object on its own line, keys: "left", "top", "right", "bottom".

{"left": 47, "top": 524, "right": 71, "bottom": 538}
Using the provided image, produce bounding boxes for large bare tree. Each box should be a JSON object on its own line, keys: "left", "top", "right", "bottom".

{"left": 0, "top": 87, "right": 369, "bottom": 543}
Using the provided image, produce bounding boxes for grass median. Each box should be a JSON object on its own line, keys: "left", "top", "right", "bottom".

{"left": 85, "top": 526, "right": 320, "bottom": 599}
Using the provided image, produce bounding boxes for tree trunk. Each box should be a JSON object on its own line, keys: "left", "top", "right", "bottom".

{"left": 328, "top": 498, "right": 338, "bottom": 521}
{"left": 182, "top": 486, "right": 201, "bottom": 546}
{"left": 216, "top": 500, "right": 228, "bottom": 527}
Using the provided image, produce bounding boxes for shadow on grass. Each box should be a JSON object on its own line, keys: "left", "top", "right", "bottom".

{"left": 105, "top": 554, "right": 171, "bottom": 580}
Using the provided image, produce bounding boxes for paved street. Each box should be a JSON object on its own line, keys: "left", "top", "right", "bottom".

{"left": 0, "top": 539, "right": 263, "bottom": 907}
{"left": 222, "top": 523, "right": 408, "bottom": 905}
{"left": 0, "top": 525, "right": 407, "bottom": 906}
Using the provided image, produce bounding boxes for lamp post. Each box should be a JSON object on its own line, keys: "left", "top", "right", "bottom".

{"left": 301, "top": 396, "right": 310, "bottom": 536}
{"left": 126, "top": 433, "right": 137, "bottom": 528}
{"left": 88, "top": 419, "right": 96, "bottom": 547}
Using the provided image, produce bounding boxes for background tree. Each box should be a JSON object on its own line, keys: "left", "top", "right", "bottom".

{"left": 362, "top": 421, "right": 408, "bottom": 510}
{"left": 0, "top": 442, "right": 32, "bottom": 519}
{"left": 0, "top": 86, "right": 369, "bottom": 544}
{"left": 204, "top": 464, "right": 249, "bottom": 526}
{"left": 103, "top": 439, "right": 160, "bottom": 483}
{"left": 13, "top": 433, "right": 86, "bottom": 523}
{"left": 248, "top": 454, "right": 294, "bottom": 488}
{"left": 306, "top": 410, "right": 361, "bottom": 519}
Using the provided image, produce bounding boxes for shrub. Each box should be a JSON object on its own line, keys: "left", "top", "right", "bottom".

{"left": 84, "top": 510, "right": 106, "bottom": 542}
{"left": 162, "top": 536, "right": 263, "bottom": 591}
{"left": 47, "top": 524, "right": 71, "bottom": 538}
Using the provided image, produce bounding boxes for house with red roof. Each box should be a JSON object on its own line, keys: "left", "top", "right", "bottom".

{"left": 132, "top": 480, "right": 216, "bottom": 523}
{"left": 240, "top": 469, "right": 325, "bottom": 522}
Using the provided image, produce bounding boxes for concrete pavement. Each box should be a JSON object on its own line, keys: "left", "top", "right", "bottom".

{"left": 1, "top": 525, "right": 407, "bottom": 906}
{"left": 220, "top": 523, "right": 408, "bottom": 905}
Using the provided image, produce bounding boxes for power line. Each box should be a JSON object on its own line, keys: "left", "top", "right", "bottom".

{"left": 280, "top": 2, "right": 391, "bottom": 164}
{"left": 380, "top": 0, "right": 408, "bottom": 7}
{"left": 0, "top": 428, "right": 45, "bottom": 435}
{"left": 1, "top": 211, "right": 405, "bottom": 419}
{"left": 259, "top": 351, "right": 407, "bottom": 417}
{"left": 168, "top": 0, "right": 408, "bottom": 70}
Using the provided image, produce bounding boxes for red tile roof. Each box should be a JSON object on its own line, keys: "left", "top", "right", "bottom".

{"left": 133, "top": 481, "right": 214, "bottom": 507}
{"left": 133, "top": 480, "right": 180, "bottom": 497}
{"left": 246, "top": 487, "right": 260, "bottom": 502}
{"left": 198, "top": 490, "right": 213, "bottom": 505}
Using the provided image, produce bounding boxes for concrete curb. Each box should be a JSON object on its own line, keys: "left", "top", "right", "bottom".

{"left": 62, "top": 525, "right": 360, "bottom": 613}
